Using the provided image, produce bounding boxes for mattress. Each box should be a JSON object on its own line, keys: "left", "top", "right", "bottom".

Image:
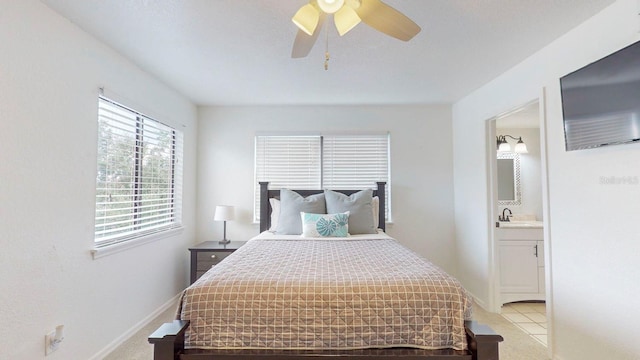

{"left": 179, "top": 231, "right": 473, "bottom": 351}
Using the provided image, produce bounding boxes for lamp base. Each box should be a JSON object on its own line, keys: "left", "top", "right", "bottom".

{"left": 219, "top": 221, "right": 230, "bottom": 244}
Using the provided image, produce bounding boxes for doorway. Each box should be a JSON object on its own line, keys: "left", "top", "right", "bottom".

{"left": 487, "top": 98, "right": 552, "bottom": 352}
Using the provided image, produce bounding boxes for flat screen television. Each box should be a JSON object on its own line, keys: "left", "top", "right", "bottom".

{"left": 560, "top": 39, "right": 640, "bottom": 151}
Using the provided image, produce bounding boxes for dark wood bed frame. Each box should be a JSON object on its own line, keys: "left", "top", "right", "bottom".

{"left": 149, "top": 182, "right": 503, "bottom": 360}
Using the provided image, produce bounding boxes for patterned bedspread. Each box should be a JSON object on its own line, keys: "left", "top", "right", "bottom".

{"left": 179, "top": 233, "right": 473, "bottom": 350}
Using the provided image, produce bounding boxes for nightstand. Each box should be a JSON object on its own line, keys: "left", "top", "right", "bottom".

{"left": 189, "top": 241, "right": 246, "bottom": 284}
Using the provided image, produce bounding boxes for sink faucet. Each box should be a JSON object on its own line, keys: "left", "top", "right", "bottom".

{"left": 499, "top": 208, "right": 512, "bottom": 222}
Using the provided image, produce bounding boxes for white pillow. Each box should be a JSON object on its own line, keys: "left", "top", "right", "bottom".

{"left": 372, "top": 196, "right": 379, "bottom": 229}
{"left": 268, "top": 198, "right": 280, "bottom": 232}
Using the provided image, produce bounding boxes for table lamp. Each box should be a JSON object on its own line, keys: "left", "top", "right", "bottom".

{"left": 214, "top": 205, "right": 234, "bottom": 244}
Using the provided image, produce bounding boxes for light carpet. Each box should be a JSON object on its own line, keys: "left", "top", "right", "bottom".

{"left": 104, "top": 302, "right": 549, "bottom": 359}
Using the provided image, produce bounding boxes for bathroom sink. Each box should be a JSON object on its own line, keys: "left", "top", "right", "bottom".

{"left": 496, "top": 221, "right": 543, "bottom": 228}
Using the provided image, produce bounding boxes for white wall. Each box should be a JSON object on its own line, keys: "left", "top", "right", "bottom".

{"left": 0, "top": 1, "right": 197, "bottom": 359}
{"left": 453, "top": 0, "right": 640, "bottom": 358}
{"left": 197, "top": 105, "right": 459, "bottom": 273}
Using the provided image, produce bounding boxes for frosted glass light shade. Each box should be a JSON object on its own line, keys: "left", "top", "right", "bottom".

{"left": 292, "top": 3, "right": 320, "bottom": 36}
{"left": 497, "top": 142, "right": 511, "bottom": 153}
{"left": 334, "top": 5, "right": 361, "bottom": 36}
{"left": 514, "top": 140, "right": 528, "bottom": 154}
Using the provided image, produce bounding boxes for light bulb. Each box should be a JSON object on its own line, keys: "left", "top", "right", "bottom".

{"left": 317, "top": 0, "right": 345, "bottom": 14}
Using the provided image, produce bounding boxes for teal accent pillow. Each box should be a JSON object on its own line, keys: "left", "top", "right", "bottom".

{"left": 324, "top": 189, "right": 376, "bottom": 234}
{"left": 301, "top": 212, "right": 349, "bottom": 237}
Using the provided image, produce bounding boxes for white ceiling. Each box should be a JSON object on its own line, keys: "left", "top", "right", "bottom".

{"left": 41, "top": 0, "right": 615, "bottom": 106}
{"left": 496, "top": 101, "right": 540, "bottom": 129}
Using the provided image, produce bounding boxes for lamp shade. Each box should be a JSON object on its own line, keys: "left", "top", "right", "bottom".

{"left": 214, "top": 205, "right": 235, "bottom": 222}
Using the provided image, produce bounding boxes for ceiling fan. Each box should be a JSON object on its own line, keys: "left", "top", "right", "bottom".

{"left": 291, "top": 0, "right": 421, "bottom": 58}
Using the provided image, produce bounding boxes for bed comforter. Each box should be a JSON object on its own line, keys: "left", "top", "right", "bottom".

{"left": 178, "top": 232, "right": 472, "bottom": 351}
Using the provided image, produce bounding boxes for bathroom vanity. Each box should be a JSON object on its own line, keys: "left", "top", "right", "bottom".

{"left": 496, "top": 222, "right": 545, "bottom": 305}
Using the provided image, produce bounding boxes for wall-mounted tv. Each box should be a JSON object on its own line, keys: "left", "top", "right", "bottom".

{"left": 560, "top": 39, "right": 640, "bottom": 151}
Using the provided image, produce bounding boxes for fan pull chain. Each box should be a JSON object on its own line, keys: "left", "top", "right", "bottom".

{"left": 324, "top": 21, "right": 330, "bottom": 70}
{"left": 324, "top": 52, "right": 329, "bottom": 70}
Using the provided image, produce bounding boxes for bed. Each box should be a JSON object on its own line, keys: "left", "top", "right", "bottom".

{"left": 149, "top": 182, "right": 503, "bottom": 360}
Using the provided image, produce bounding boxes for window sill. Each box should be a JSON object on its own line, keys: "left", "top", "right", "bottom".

{"left": 91, "top": 227, "right": 184, "bottom": 260}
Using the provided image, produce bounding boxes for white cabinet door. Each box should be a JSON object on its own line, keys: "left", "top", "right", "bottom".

{"left": 499, "top": 240, "right": 539, "bottom": 294}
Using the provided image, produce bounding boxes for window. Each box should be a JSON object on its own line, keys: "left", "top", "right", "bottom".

{"left": 94, "top": 97, "right": 183, "bottom": 248}
{"left": 254, "top": 133, "right": 390, "bottom": 221}
{"left": 254, "top": 135, "right": 322, "bottom": 190}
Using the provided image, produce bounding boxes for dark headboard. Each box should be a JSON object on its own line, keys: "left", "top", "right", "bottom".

{"left": 259, "top": 182, "right": 386, "bottom": 233}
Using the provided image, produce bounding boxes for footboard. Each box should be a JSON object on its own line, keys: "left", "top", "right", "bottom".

{"left": 148, "top": 320, "right": 503, "bottom": 360}
{"left": 465, "top": 320, "right": 503, "bottom": 360}
{"left": 148, "top": 320, "right": 188, "bottom": 360}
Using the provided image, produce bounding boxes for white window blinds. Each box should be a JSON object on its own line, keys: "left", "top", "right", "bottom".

{"left": 322, "top": 135, "right": 389, "bottom": 189}
{"left": 254, "top": 136, "right": 321, "bottom": 220}
{"left": 323, "top": 134, "right": 390, "bottom": 219}
{"left": 255, "top": 136, "right": 322, "bottom": 189}
{"left": 254, "top": 133, "right": 390, "bottom": 221}
{"left": 95, "top": 97, "right": 183, "bottom": 247}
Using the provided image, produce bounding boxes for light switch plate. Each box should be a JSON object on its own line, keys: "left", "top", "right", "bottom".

{"left": 45, "top": 330, "right": 58, "bottom": 356}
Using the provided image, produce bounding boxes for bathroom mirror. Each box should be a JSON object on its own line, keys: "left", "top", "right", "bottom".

{"left": 497, "top": 152, "right": 521, "bottom": 206}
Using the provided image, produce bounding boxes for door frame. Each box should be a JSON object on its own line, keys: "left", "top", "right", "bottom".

{"left": 486, "top": 92, "right": 553, "bottom": 356}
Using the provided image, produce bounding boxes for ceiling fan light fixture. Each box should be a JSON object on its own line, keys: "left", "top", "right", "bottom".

{"left": 292, "top": 3, "right": 321, "bottom": 36}
{"left": 345, "top": 0, "right": 362, "bottom": 10}
{"left": 317, "top": 0, "right": 345, "bottom": 14}
{"left": 334, "top": 5, "right": 361, "bottom": 36}
{"left": 291, "top": 0, "right": 420, "bottom": 60}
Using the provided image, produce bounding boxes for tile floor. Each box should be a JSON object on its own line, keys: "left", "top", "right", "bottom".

{"left": 501, "top": 302, "right": 547, "bottom": 347}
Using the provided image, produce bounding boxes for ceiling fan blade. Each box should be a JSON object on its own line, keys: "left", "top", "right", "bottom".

{"left": 291, "top": 14, "right": 326, "bottom": 58}
{"left": 334, "top": 5, "right": 361, "bottom": 36}
{"left": 354, "top": 0, "right": 421, "bottom": 41}
{"left": 292, "top": 2, "right": 321, "bottom": 36}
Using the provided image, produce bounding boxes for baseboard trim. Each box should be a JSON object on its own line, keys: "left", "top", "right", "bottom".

{"left": 90, "top": 292, "right": 181, "bottom": 360}
{"left": 468, "top": 291, "right": 488, "bottom": 312}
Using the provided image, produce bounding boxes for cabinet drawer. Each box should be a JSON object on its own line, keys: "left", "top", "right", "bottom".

{"left": 196, "top": 251, "right": 231, "bottom": 270}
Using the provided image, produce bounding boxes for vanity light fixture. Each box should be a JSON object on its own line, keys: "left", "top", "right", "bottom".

{"left": 497, "top": 135, "right": 528, "bottom": 154}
